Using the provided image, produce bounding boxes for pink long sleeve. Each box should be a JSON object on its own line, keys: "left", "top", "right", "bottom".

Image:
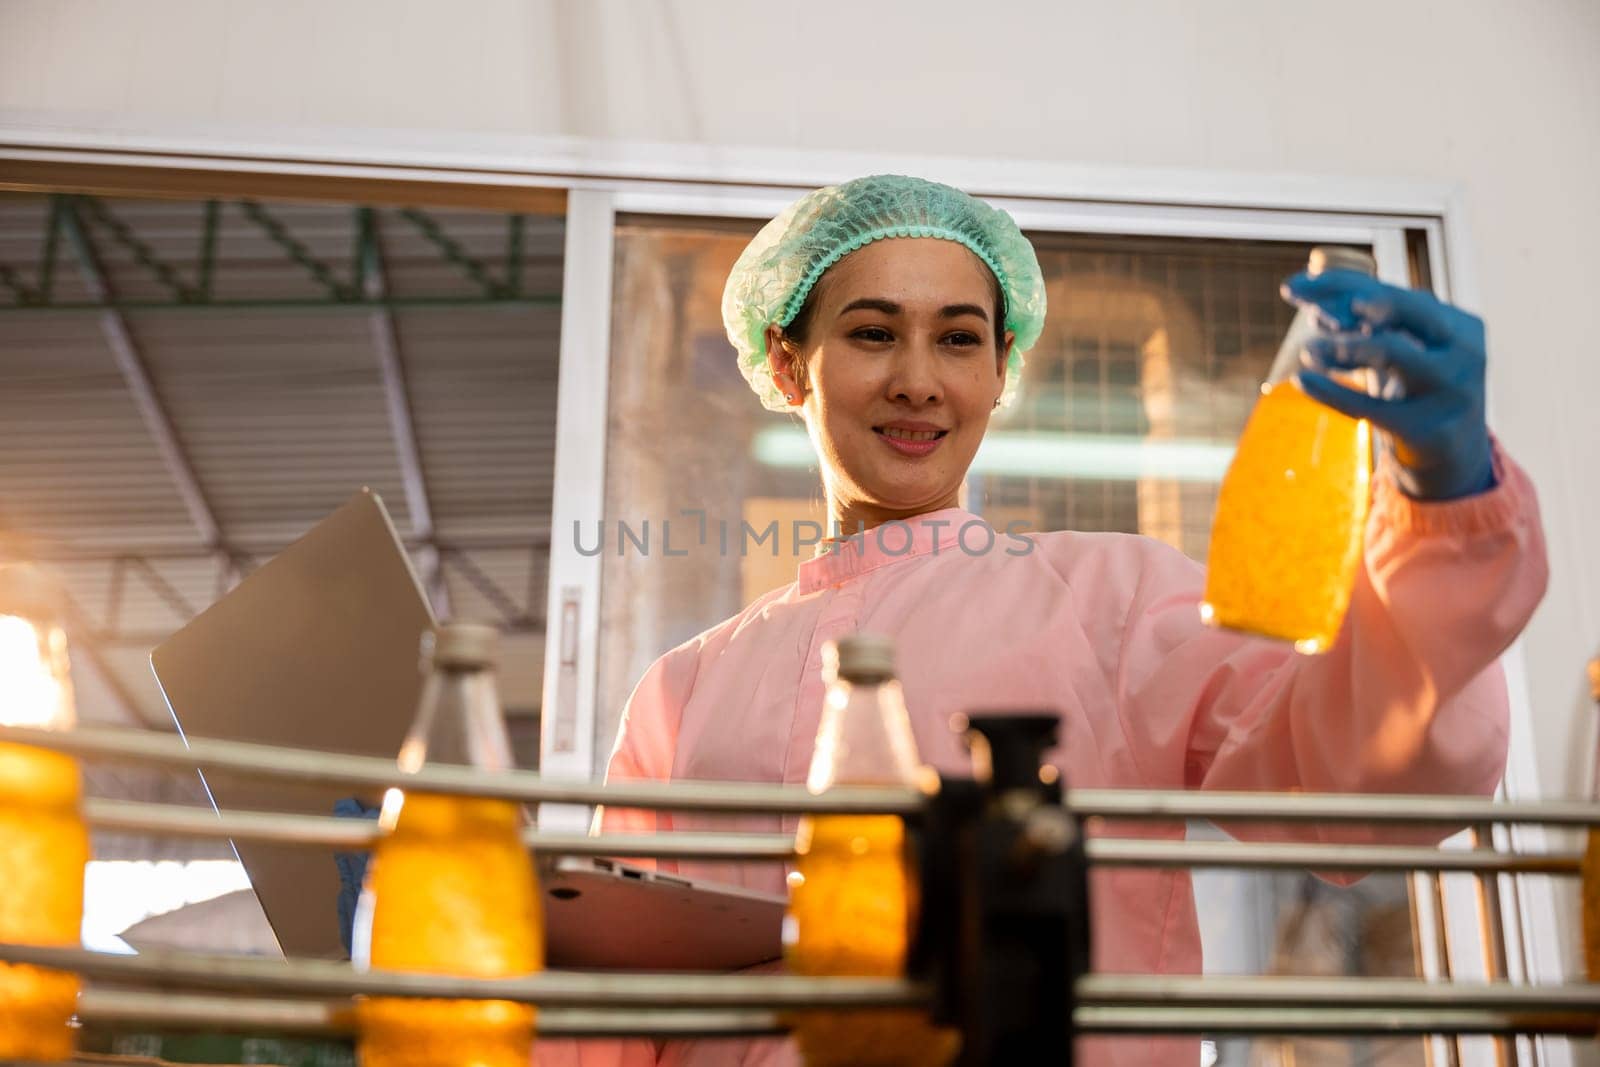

{"left": 593, "top": 645, "right": 701, "bottom": 843}
{"left": 1116, "top": 443, "right": 1547, "bottom": 833}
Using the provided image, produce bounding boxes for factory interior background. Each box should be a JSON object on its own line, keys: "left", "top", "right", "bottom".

{"left": 2, "top": 2, "right": 1597, "bottom": 1065}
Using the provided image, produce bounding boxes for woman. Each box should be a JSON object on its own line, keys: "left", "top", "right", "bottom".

{"left": 539, "top": 175, "right": 1548, "bottom": 1066}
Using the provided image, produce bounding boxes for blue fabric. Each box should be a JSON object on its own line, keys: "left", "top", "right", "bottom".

{"left": 332, "top": 797, "right": 381, "bottom": 957}
{"left": 1285, "top": 269, "right": 1495, "bottom": 501}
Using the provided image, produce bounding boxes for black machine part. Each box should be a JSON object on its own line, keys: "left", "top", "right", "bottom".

{"left": 910, "top": 710, "right": 1092, "bottom": 1066}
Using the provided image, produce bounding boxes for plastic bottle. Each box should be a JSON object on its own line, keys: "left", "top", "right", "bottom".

{"left": 1201, "top": 246, "right": 1378, "bottom": 653}
{"left": 353, "top": 623, "right": 544, "bottom": 1067}
{"left": 785, "top": 633, "right": 959, "bottom": 1067}
{"left": 0, "top": 565, "right": 89, "bottom": 1062}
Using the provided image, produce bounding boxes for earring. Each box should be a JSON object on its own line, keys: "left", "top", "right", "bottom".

{"left": 993, "top": 397, "right": 1002, "bottom": 409}
{"left": 787, "top": 393, "right": 798, "bottom": 402}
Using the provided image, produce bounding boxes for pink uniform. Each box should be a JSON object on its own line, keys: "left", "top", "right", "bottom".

{"left": 537, "top": 442, "right": 1547, "bottom": 1066}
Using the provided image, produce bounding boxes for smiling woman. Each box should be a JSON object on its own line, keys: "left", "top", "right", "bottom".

{"left": 762, "top": 237, "right": 1016, "bottom": 531}
{"left": 548, "top": 175, "right": 1548, "bottom": 1067}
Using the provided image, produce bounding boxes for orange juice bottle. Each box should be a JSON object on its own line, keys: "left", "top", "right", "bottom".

{"left": 0, "top": 566, "right": 90, "bottom": 1063}
{"left": 353, "top": 623, "right": 544, "bottom": 1067}
{"left": 1582, "top": 656, "right": 1600, "bottom": 981}
{"left": 1201, "top": 246, "right": 1378, "bottom": 653}
{"left": 786, "top": 634, "right": 959, "bottom": 1067}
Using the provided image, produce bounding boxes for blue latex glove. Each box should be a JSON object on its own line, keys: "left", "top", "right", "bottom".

{"left": 1282, "top": 269, "right": 1495, "bottom": 501}
{"left": 332, "top": 796, "right": 382, "bottom": 957}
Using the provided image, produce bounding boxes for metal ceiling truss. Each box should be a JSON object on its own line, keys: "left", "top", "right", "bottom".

{"left": 359, "top": 206, "right": 450, "bottom": 619}
{"left": 0, "top": 193, "right": 558, "bottom": 313}
{"left": 60, "top": 199, "right": 226, "bottom": 550}
{"left": 0, "top": 194, "right": 553, "bottom": 714}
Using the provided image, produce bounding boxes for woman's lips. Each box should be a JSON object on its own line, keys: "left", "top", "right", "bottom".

{"left": 874, "top": 426, "right": 948, "bottom": 457}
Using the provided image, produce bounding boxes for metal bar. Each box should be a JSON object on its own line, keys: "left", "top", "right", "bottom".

{"left": 105, "top": 555, "right": 127, "bottom": 632}
{"left": 0, "top": 260, "right": 37, "bottom": 303}
{"left": 131, "top": 556, "right": 198, "bottom": 621}
{"left": 1085, "top": 838, "right": 1582, "bottom": 875}
{"left": 60, "top": 627, "right": 152, "bottom": 729}
{"left": 75, "top": 195, "right": 198, "bottom": 301}
{"left": 196, "top": 200, "right": 220, "bottom": 300}
{"left": 72, "top": 797, "right": 1585, "bottom": 873}
{"left": 441, "top": 545, "right": 526, "bottom": 625}
{"left": 83, "top": 798, "right": 377, "bottom": 848}
{"left": 0, "top": 944, "right": 926, "bottom": 1009}
{"left": 238, "top": 200, "right": 353, "bottom": 300}
{"left": 0, "top": 723, "right": 916, "bottom": 815}
{"left": 79, "top": 988, "right": 353, "bottom": 1036}
{"left": 1411, "top": 869, "right": 1459, "bottom": 1066}
{"left": 77, "top": 989, "right": 781, "bottom": 1039}
{"left": 14, "top": 944, "right": 1600, "bottom": 1019}
{"left": 61, "top": 200, "right": 225, "bottom": 550}
{"left": 399, "top": 207, "right": 505, "bottom": 297}
{"left": 79, "top": 798, "right": 796, "bottom": 860}
{"left": 72, "top": 990, "right": 1600, "bottom": 1041}
{"left": 507, "top": 213, "right": 525, "bottom": 296}
{"left": 1074, "top": 975, "right": 1600, "bottom": 1013}
{"left": 1076, "top": 1006, "right": 1600, "bottom": 1038}
{"left": 1073, "top": 790, "right": 1600, "bottom": 830}
{"left": 0, "top": 295, "right": 560, "bottom": 314}
{"left": 211, "top": 552, "right": 235, "bottom": 602}
{"left": 358, "top": 207, "right": 448, "bottom": 618}
{"left": 37, "top": 193, "right": 62, "bottom": 302}
{"left": 69, "top": 990, "right": 1600, "bottom": 1041}
{"left": 11, "top": 723, "right": 1600, "bottom": 827}
{"left": 58, "top": 591, "right": 165, "bottom": 730}
{"left": 351, "top": 204, "right": 372, "bottom": 295}
{"left": 1469, "top": 823, "right": 1516, "bottom": 1066}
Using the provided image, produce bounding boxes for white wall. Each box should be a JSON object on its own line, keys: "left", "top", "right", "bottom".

{"left": 5, "top": 0, "right": 1599, "bottom": 985}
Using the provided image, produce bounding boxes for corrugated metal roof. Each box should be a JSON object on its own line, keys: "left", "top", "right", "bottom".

{"left": 0, "top": 314, "right": 194, "bottom": 546}
{"left": 0, "top": 191, "right": 562, "bottom": 823}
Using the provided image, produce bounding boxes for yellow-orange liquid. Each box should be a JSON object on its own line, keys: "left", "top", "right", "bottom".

{"left": 0, "top": 742, "right": 89, "bottom": 1062}
{"left": 1202, "top": 381, "right": 1372, "bottom": 652}
{"left": 785, "top": 814, "right": 959, "bottom": 1067}
{"left": 357, "top": 793, "right": 544, "bottom": 1067}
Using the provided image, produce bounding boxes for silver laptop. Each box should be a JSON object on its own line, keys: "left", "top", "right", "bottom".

{"left": 151, "top": 489, "right": 784, "bottom": 968}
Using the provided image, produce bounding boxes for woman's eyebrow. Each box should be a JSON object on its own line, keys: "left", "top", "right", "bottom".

{"left": 839, "top": 297, "right": 902, "bottom": 316}
{"left": 939, "top": 303, "right": 990, "bottom": 322}
{"left": 837, "top": 298, "right": 990, "bottom": 322}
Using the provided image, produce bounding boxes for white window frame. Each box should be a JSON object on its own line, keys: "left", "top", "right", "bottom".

{"left": 0, "top": 130, "right": 1563, "bottom": 1064}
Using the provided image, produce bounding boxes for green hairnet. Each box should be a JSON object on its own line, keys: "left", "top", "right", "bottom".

{"left": 722, "top": 174, "right": 1047, "bottom": 413}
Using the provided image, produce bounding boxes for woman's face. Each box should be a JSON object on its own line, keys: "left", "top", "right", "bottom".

{"left": 767, "top": 238, "right": 1014, "bottom": 527}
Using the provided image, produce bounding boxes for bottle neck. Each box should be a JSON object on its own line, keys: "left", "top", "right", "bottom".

{"left": 1266, "top": 253, "right": 1378, "bottom": 388}
{"left": 397, "top": 666, "right": 514, "bottom": 775}
{"left": 806, "top": 675, "right": 922, "bottom": 793}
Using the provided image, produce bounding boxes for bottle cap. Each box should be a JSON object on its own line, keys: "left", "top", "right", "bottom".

{"left": 1308, "top": 246, "right": 1377, "bottom": 278}
{"left": 431, "top": 622, "right": 499, "bottom": 670}
{"left": 0, "top": 564, "right": 62, "bottom": 624}
{"left": 962, "top": 712, "right": 1061, "bottom": 791}
{"left": 826, "top": 632, "right": 896, "bottom": 683}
